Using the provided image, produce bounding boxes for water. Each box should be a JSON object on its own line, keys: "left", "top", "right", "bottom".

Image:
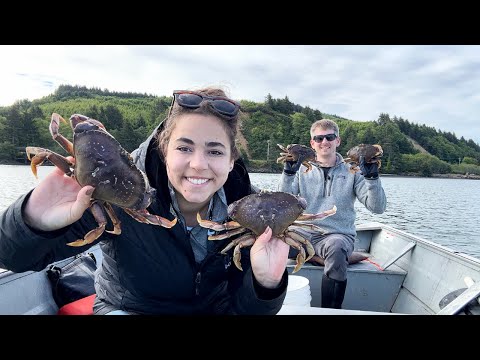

{"left": 0, "top": 165, "right": 56, "bottom": 209}
{"left": 249, "top": 173, "right": 480, "bottom": 260}
{"left": 1, "top": 165, "right": 479, "bottom": 259}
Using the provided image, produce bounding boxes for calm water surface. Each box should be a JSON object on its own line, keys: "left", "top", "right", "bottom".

{"left": 1, "top": 165, "right": 479, "bottom": 259}
{"left": 249, "top": 173, "right": 480, "bottom": 260}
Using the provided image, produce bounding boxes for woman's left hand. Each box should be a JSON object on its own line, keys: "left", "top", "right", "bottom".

{"left": 250, "top": 226, "right": 290, "bottom": 289}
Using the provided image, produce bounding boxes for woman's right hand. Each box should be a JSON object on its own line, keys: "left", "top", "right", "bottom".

{"left": 23, "top": 163, "right": 94, "bottom": 232}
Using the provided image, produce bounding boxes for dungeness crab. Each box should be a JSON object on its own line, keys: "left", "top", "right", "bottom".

{"left": 197, "top": 191, "right": 336, "bottom": 273}
{"left": 26, "top": 113, "right": 177, "bottom": 247}
{"left": 344, "top": 144, "right": 383, "bottom": 174}
{"left": 276, "top": 144, "right": 317, "bottom": 173}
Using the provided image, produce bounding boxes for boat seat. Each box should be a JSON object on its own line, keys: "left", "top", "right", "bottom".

{"left": 57, "top": 294, "right": 95, "bottom": 315}
{"left": 287, "top": 254, "right": 408, "bottom": 311}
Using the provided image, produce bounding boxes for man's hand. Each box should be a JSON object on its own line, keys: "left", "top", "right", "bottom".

{"left": 283, "top": 159, "right": 302, "bottom": 175}
{"left": 359, "top": 156, "right": 379, "bottom": 179}
{"left": 283, "top": 154, "right": 314, "bottom": 175}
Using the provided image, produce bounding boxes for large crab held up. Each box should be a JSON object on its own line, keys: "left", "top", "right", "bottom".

{"left": 344, "top": 144, "right": 383, "bottom": 174}
{"left": 197, "top": 191, "right": 336, "bottom": 273}
{"left": 276, "top": 144, "right": 317, "bottom": 173}
{"left": 26, "top": 113, "right": 177, "bottom": 247}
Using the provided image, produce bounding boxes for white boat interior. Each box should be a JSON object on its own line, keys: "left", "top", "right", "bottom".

{"left": 281, "top": 222, "right": 480, "bottom": 315}
{"left": 1, "top": 222, "right": 479, "bottom": 315}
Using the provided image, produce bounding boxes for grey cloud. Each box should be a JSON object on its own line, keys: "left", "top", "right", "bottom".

{"left": 3, "top": 45, "right": 480, "bottom": 144}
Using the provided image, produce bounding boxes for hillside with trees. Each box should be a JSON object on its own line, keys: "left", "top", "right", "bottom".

{"left": 1, "top": 84, "right": 479, "bottom": 178}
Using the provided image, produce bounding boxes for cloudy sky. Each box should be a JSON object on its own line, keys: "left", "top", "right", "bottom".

{"left": 1, "top": 45, "right": 479, "bottom": 144}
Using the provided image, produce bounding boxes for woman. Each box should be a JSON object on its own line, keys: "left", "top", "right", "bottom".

{"left": 0, "top": 87, "right": 290, "bottom": 315}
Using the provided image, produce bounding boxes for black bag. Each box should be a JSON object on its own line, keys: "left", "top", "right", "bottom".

{"left": 46, "top": 252, "right": 97, "bottom": 308}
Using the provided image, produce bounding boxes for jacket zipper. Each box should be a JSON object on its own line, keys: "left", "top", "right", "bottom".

{"left": 327, "top": 173, "right": 333, "bottom": 196}
{"left": 195, "top": 271, "right": 201, "bottom": 295}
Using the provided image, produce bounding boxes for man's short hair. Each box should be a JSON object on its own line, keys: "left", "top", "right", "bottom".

{"left": 310, "top": 119, "right": 339, "bottom": 138}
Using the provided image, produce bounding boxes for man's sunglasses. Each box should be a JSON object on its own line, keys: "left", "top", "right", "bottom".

{"left": 169, "top": 90, "right": 241, "bottom": 118}
{"left": 313, "top": 134, "right": 338, "bottom": 143}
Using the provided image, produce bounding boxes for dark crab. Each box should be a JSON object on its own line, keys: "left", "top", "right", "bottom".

{"left": 276, "top": 144, "right": 317, "bottom": 173}
{"left": 344, "top": 144, "right": 383, "bottom": 174}
{"left": 26, "top": 113, "right": 177, "bottom": 247}
{"left": 197, "top": 191, "right": 336, "bottom": 273}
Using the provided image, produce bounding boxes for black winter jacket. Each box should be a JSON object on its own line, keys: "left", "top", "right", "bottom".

{"left": 0, "top": 123, "right": 287, "bottom": 315}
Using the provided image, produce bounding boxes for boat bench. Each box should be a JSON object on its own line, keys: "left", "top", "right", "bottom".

{"left": 287, "top": 255, "right": 408, "bottom": 312}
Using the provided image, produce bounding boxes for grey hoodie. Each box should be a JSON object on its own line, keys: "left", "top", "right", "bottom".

{"left": 278, "top": 153, "right": 386, "bottom": 237}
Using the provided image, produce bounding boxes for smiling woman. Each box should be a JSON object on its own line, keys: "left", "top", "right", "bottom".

{"left": 0, "top": 86, "right": 291, "bottom": 315}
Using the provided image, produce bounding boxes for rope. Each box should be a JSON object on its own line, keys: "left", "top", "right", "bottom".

{"left": 364, "top": 257, "right": 384, "bottom": 271}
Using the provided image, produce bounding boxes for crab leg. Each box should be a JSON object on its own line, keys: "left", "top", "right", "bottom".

{"left": 283, "top": 235, "right": 307, "bottom": 273}
{"left": 123, "top": 208, "right": 177, "bottom": 228}
{"left": 103, "top": 202, "right": 122, "bottom": 235}
{"left": 50, "top": 113, "right": 74, "bottom": 156}
{"left": 67, "top": 201, "right": 107, "bottom": 247}
{"left": 291, "top": 222, "right": 326, "bottom": 233}
{"left": 276, "top": 154, "right": 295, "bottom": 163}
{"left": 296, "top": 205, "right": 337, "bottom": 221}
{"left": 286, "top": 231, "right": 315, "bottom": 262}
{"left": 196, "top": 213, "right": 242, "bottom": 231}
{"left": 208, "top": 227, "right": 248, "bottom": 240}
{"left": 226, "top": 234, "right": 256, "bottom": 271}
{"left": 25, "top": 146, "right": 74, "bottom": 178}
{"left": 302, "top": 161, "right": 313, "bottom": 173}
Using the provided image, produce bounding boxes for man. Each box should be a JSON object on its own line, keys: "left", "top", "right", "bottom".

{"left": 278, "top": 119, "right": 386, "bottom": 309}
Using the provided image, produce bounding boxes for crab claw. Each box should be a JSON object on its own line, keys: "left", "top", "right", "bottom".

{"left": 223, "top": 234, "right": 256, "bottom": 271}
{"left": 284, "top": 234, "right": 307, "bottom": 273}
{"left": 67, "top": 224, "right": 106, "bottom": 247}
{"left": 123, "top": 208, "right": 177, "bottom": 228}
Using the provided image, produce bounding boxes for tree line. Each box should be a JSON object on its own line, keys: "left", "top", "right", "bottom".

{"left": 1, "top": 84, "right": 479, "bottom": 177}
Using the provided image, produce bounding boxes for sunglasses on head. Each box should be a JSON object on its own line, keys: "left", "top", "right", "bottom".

{"left": 313, "top": 133, "right": 338, "bottom": 143}
{"left": 169, "top": 90, "right": 241, "bottom": 118}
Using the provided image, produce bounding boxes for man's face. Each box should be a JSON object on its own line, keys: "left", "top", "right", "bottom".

{"left": 310, "top": 128, "right": 341, "bottom": 159}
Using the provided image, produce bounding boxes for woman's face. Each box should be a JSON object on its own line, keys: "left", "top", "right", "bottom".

{"left": 165, "top": 113, "right": 234, "bottom": 207}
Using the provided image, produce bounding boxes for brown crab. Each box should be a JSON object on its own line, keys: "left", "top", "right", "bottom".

{"left": 197, "top": 191, "right": 336, "bottom": 273}
{"left": 26, "top": 113, "right": 177, "bottom": 247}
{"left": 276, "top": 144, "right": 317, "bottom": 173}
{"left": 344, "top": 144, "right": 383, "bottom": 174}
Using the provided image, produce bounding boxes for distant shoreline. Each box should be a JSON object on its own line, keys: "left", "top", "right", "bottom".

{"left": 246, "top": 167, "right": 480, "bottom": 180}
{"left": 1, "top": 160, "right": 479, "bottom": 180}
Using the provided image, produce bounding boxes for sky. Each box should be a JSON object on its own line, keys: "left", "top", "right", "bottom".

{"left": 1, "top": 45, "right": 479, "bottom": 145}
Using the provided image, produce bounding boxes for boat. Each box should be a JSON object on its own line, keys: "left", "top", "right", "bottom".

{"left": 280, "top": 222, "right": 480, "bottom": 315}
{"left": 1, "top": 222, "right": 479, "bottom": 315}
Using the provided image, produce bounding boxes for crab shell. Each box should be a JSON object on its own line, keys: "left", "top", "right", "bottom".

{"left": 228, "top": 191, "right": 307, "bottom": 236}
{"left": 25, "top": 113, "right": 177, "bottom": 247}
{"left": 276, "top": 143, "right": 317, "bottom": 173}
{"left": 344, "top": 144, "right": 383, "bottom": 175}
{"left": 72, "top": 118, "right": 154, "bottom": 211}
{"left": 276, "top": 143, "right": 316, "bottom": 164}
{"left": 345, "top": 144, "right": 383, "bottom": 164}
{"left": 198, "top": 191, "right": 337, "bottom": 273}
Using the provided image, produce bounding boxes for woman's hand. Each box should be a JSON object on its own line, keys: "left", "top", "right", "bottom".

{"left": 23, "top": 162, "right": 94, "bottom": 232}
{"left": 250, "top": 226, "right": 290, "bottom": 289}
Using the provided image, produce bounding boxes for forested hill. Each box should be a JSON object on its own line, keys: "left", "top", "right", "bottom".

{"left": 1, "top": 84, "right": 479, "bottom": 177}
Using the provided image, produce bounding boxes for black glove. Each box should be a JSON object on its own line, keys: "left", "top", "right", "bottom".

{"left": 359, "top": 156, "right": 379, "bottom": 179}
{"left": 283, "top": 159, "right": 302, "bottom": 175}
